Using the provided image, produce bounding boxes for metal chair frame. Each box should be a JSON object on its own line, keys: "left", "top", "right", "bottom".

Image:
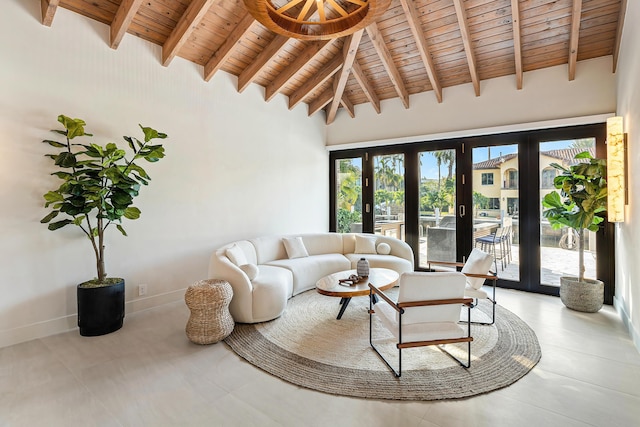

{"left": 368, "top": 283, "right": 474, "bottom": 378}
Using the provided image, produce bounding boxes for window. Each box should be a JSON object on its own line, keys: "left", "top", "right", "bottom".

{"left": 481, "top": 173, "right": 494, "bottom": 185}
{"left": 488, "top": 198, "right": 500, "bottom": 209}
{"left": 504, "top": 169, "right": 518, "bottom": 189}
{"left": 541, "top": 168, "right": 556, "bottom": 189}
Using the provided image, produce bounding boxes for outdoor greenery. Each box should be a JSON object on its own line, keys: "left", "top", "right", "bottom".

{"left": 40, "top": 115, "right": 169, "bottom": 284}
{"left": 336, "top": 151, "right": 456, "bottom": 232}
{"left": 541, "top": 151, "right": 607, "bottom": 282}
{"left": 473, "top": 191, "right": 490, "bottom": 211}
{"left": 337, "top": 159, "right": 362, "bottom": 233}
{"left": 420, "top": 150, "right": 455, "bottom": 216}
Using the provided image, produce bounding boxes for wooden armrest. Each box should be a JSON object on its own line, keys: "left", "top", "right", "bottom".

{"left": 398, "top": 297, "right": 474, "bottom": 308}
{"left": 463, "top": 272, "right": 498, "bottom": 281}
{"left": 369, "top": 284, "right": 402, "bottom": 313}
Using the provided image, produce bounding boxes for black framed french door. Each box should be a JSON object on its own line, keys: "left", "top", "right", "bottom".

{"left": 329, "top": 123, "right": 614, "bottom": 304}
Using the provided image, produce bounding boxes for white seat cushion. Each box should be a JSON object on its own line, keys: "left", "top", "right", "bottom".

{"left": 396, "top": 272, "right": 466, "bottom": 324}
{"left": 375, "top": 301, "right": 465, "bottom": 342}
{"left": 461, "top": 248, "right": 494, "bottom": 290}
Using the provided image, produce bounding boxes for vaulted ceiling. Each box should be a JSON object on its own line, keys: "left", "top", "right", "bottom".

{"left": 40, "top": 0, "right": 626, "bottom": 124}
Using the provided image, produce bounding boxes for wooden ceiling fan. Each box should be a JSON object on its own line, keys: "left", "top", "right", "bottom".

{"left": 243, "top": 0, "right": 391, "bottom": 40}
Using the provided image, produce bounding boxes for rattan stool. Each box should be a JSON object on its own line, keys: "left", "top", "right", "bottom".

{"left": 185, "top": 279, "right": 234, "bottom": 344}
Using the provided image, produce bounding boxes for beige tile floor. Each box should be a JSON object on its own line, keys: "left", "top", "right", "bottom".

{"left": 2, "top": 288, "right": 640, "bottom": 427}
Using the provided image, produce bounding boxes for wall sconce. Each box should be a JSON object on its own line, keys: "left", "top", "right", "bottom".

{"left": 606, "top": 116, "right": 627, "bottom": 222}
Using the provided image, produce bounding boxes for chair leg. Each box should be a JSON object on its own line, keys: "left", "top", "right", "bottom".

{"left": 468, "top": 279, "right": 497, "bottom": 326}
{"left": 440, "top": 305, "right": 472, "bottom": 368}
{"left": 369, "top": 291, "right": 402, "bottom": 377}
{"left": 438, "top": 344, "right": 471, "bottom": 368}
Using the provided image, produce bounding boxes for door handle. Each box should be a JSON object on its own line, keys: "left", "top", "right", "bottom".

{"left": 459, "top": 205, "right": 466, "bottom": 217}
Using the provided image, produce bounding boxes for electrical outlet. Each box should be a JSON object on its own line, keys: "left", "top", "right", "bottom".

{"left": 138, "top": 284, "right": 148, "bottom": 296}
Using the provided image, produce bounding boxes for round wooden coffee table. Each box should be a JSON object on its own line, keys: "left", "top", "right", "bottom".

{"left": 316, "top": 268, "right": 400, "bottom": 319}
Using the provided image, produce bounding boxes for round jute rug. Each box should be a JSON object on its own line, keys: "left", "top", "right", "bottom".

{"left": 224, "top": 288, "right": 541, "bottom": 400}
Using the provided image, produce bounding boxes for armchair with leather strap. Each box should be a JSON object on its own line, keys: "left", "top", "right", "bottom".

{"left": 427, "top": 248, "right": 498, "bottom": 325}
{"left": 369, "top": 271, "right": 474, "bottom": 377}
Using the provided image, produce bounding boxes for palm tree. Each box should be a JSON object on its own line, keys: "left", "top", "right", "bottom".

{"left": 338, "top": 173, "right": 359, "bottom": 211}
{"left": 570, "top": 138, "right": 595, "bottom": 149}
{"left": 375, "top": 156, "right": 393, "bottom": 190}
{"left": 432, "top": 151, "right": 447, "bottom": 191}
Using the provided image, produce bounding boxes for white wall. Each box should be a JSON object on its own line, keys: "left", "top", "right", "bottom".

{"left": 614, "top": 0, "right": 640, "bottom": 352}
{"left": 326, "top": 56, "right": 616, "bottom": 146}
{"left": 0, "top": 1, "right": 327, "bottom": 347}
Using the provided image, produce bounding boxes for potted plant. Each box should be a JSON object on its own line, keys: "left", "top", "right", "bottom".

{"left": 542, "top": 151, "right": 607, "bottom": 312}
{"left": 40, "top": 115, "right": 169, "bottom": 335}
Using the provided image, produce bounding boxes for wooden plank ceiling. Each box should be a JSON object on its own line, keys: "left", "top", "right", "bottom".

{"left": 40, "top": 0, "right": 625, "bottom": 124}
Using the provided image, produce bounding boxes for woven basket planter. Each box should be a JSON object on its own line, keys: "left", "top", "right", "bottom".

{"left": 559, "top": 276, "right": 604, "bottom": 313}
{"left": 185, "top": 279, "right": 234, "bottom": 344}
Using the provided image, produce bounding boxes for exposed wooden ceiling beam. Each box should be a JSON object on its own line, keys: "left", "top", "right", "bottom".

{"left": 568, "top": 0, "right": 582, "bottom": 81}
{"left": 366, "top": 23, "right": 409, "bottom": 109}
{"left": 265, "top": 40, "right": 334, "bottom": 102}
{"left": 204, "top": 13, "right": 257, "bottom": 82}
{"left": 452, "top": 0, "right": 480, "bottom": 96}
{"left": 162, "top": 0, "right": 214, "bottom": 67}
{"left": 613, "top": 0, "right": 628, "bottom": 73}
{"left": 288, "top": 54, "right": 343, "bottom": 110}
{"left": 110, "top": 0, "right": 144, "bottom": 49}
{"left": 240, "top": 5, "right": 320, "bottom": 93}
{"left": 238, "top": 35, "right": 290, "bottom": 93}
{"left": 340, "top": 96, "right": 355, "bottom": 118}
{"left": 308, "top": 89, "right": 333, "bottom": 116}
{"left": 352, "top": 59, "right": 380, "bottom": 114}
{"left": 327, "top": 30, "right": 363, "bottom": 125}
{"left": 399, "top": 0, "right": 442, "bottom": 103}
{"left": 510, "top": 0, "right": 523, "bottom": 90}
{"left": 41, "top": 0, "right": 59, "bottom": 27}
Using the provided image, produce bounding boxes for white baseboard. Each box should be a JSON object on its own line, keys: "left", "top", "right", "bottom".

{"left": 0, "top": 288, "right": 186, "bottom": 349}
{"left": 614, "top": 295, "right": 640, "bottom": 354}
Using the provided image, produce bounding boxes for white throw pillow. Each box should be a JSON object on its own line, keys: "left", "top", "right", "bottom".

{"left": 376, "top": 242, "right": 391, "bottom": 255}
{"left": 283, "top": 236, "right": 309, "bottom": 259}
{"left": 239, "top": 264, "right": 259, "bottom": 280}
{"left": 226, "top": 244, "right": 248, "bottom": 266}
{"left": 461, "top": 248, "right": 494, "bottom": 289}
{"left": 355, "top": 234, "right": 377, "bottom": 254}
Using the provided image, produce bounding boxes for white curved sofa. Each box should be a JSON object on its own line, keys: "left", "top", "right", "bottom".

{"left": 208, "top": 233, "right": 414, "bottom": 323}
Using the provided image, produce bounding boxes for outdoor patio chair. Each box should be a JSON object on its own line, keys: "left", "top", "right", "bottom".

{"left": 427, "top": 248, "right": 498, "bottom": 325}
{"left": 475, "top": 226, "right": 510, "bottom": 271}
{"left": 368, "top": 271, "right": 474, "bottom": 377}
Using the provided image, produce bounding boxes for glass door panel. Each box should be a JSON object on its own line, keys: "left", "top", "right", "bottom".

{"left": 539, "top": 138, "right": 597, "bottom": 286}
{"left": 373, "top": 154, "right": 405, "bottom": 240}
{"left": 336, "top": 158, "right": 363, "bottom": 233}
{"left": 418, "top": 149, "right": 456, "bottom": 268}
{"left": 471, "top": 144, "right": 519, "bottom": 281}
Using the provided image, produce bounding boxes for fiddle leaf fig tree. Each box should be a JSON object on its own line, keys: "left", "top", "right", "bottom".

{"left": 40, "top": 115, "right": 168, "bottom": 284}
{"left": 541, "top": 151, "right": 607, "bottom": 282}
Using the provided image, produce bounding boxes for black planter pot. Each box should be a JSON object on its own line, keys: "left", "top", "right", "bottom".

{"left": 77, "top": 278, "right": 125, "bottom": 336}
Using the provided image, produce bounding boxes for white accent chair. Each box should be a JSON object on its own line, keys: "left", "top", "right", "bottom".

{"left": 368, "top": 272, "right": 474, "bottom": 377}
{"left": 428, "top": 248, "right": 498, "bottom": 325}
